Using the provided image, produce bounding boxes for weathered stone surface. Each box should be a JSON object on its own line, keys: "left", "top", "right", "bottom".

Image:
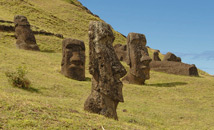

{"left": 150, "top": 61, "right": 199, "bottom": 76}
{"left": 84, "top": 21, "right": 127, "bottom": 120}
{"left": 114, "top": 43, "right": 128, "bottom": 62}
{"left": 14, "top": 15, "right": 40, "bottom": 51}
{"left": 163, "top": 52, "right": 181, "bottom": 62}
{"left": 153, "top": 50, "right": 161, "bottom": 61}
{"left": 122, "top": 33, "right": 152, "bottom": 85}
{"left": 61, "top": 38, "right": 85, "bottom": 81}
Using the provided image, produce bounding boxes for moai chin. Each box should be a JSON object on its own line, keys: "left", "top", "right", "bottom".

{"left": 14, "top": 15, "right": 40, "bottom": 51}
{"left": 61, "top": 38, "right": 85, "bottom": 81}
{"left": 122, "top": 33, "right": 152, "bottom": 85}
{"left": 84, "top": 21, "right": 127, "bottom": 120}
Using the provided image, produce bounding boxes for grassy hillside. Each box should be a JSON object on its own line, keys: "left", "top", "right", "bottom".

{"left": 0, "top": 0, "right": 214, "bottom": 129}
{"left": 0, "top": 0, "right": 126, "bottom": 51}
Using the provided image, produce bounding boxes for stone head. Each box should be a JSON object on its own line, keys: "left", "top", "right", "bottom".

{"left": 61, "top": 38, "right": 85, "bottom": 80}
{"left": 88, "top": 21, "right": 126, "bottom": 102}
{"left": 89, "top": 21, "right": 126, "bottom": 80}
{"left": 14, "top": 15, "right": 30, "bottom": 27}
{"left": 127, "top": 33, "right": 152, "bottom": 79}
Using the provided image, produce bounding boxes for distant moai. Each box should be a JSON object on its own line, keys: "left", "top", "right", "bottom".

{"left": 122, "top": 33, "right": 152, "bottom": 85}
{"left": 61, "top": 38, "right": 85, "bottom": 81}
{"left": 114, "top": 43, "right": 128, "bottom": 63}
{"left": 163, "top": 52, "right": 181, "bottom": 62}
{"left": 14, "top": 15, "right": 40, "bottom": 51}
{"left": 84, "top": 21, "right": 127, "bottom": 120}
{"left": 153, "top": 50, "right": 161, "bottom": 61}
{"left": 150, "top": 61, "right": 199, "bottom": 76}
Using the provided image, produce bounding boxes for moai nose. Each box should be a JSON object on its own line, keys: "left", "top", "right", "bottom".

{"left": 140, "top": 55, "right": 152, "bottom": 62}
{"left": 70, "top": 52, "right": 81, "bottom": 61}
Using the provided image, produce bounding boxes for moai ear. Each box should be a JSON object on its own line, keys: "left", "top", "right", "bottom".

{"left": 126, "top": 35, "right": 131, "bottom": 67}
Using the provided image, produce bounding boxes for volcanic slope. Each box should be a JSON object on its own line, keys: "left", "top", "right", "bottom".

{"left": 0, "top": 0, "right": 214, "bottom": 129}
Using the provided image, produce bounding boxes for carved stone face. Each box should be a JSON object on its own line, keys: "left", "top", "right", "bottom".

{"left": 61, "top": 38, "right": 85, "bottom": 81}
{"left": 14, "top": 15, "right": 40, "bottom": 51}
{"left": 153, "top": 51, "right": 161, "bottom": 61}
{"left": 84, "top": 21, "right": 127, "bottom": 120}
{"left": 88, "top": 21, "right": 127, "bottom": 101}
{"left": 127, "top": 33, "right": 151, "bottom": 79}
{"left": 14, "top": 15, "right": 30, "bottom": 26}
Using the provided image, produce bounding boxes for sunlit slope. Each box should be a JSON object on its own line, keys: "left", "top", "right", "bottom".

{"left": 0, "top": 0, "right": 166, "bottom": 59}
{"left": 0, "top": 0, "right": 214, "bottom": 129}
{"left": 0, "top": 0, "right": 126, "bottom": 51}
{"left": 0, "top": 35, "right": 214, "bottom": 129}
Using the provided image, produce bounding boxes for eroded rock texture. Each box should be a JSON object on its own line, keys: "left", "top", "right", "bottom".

{"left": 84, "top": 21, "right": 127, "bottom": 120}
{"left": 153, "top": 50, "right": 161, "bottom": 61}
{"left": 150, "top": 61, "right": 199, "bottom": 76}
{"left": 61, "top": 38, "right": 85, "bottom": 81}
{"left": 122, "top": 33, "right": 152, "bottom": 85}
{"left": 14, "top": 15, "right": 39, "bottom": 51}
{"left": 163, "top": 52, "right": 181, "bottom": 62}
{"left": 114, "top": 43, "right": 128, "bottom": 62}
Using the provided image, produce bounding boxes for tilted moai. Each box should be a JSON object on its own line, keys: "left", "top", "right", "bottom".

{"left": 150, "top": 61, "right": 199, "bottom": 76}
{"left": 84, "top": 21, "right": 127, "bottom": 120}
{"left": 163, "top": 52, "right": 181, "bottom": 62}
{"left": 122, "top": 33, "right": 152, "bottom": 85}
{"left": 14, "top": 15, "right": 40, "bottom": 51}
{"left": 153, "top": 50, "right": 161, "bottom": 61}
{"left": 61, "top": 38, "right": 85, "bottom": 81}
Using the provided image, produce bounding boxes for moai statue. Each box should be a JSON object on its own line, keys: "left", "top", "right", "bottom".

{"left": 61, "top": 38, "right": 85, "bottom": 81}
{"left": 114, "top": 43, "right": 128, "bottom": 62}
{"left": 163, "top": 52, "right": 181, "bottom": 62}
{"left": 14, "top": 15, "right": 40, "bottom": 51}
{"left": 122, "top": 33, "right": 152, "bottom": 85}
{"left": 153, "top": 50, "right": 161, "bottom": 61}
{"left": 84, "top": 21, "right": 127, "bottom": 120}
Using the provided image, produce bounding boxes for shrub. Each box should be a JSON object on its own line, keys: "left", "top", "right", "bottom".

{"left": 5, "top": 66, "right": 31, "bottom": 89}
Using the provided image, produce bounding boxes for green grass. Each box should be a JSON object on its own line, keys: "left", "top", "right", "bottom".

{"left": 1, "top": 38, "right": 214, "bottom": 129}
{"left": 0, "top": 0, "right": 214, "bottom": 129}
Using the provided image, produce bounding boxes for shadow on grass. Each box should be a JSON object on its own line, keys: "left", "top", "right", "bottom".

{"left": 85, "top": 77, "right": 91, "bottom": 81}
{"left": 147, "top": 82, "right": 187, "bottom": 87}
{"left": 20, "top": 86, "right": 40, "bottom": 93}
{"left": 40, "top": 49, "right": 55, "bottom": 53}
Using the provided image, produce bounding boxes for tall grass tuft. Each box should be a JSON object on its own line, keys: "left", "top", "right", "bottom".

{"left": 5, "top": 66, "right": 31, "bottom": 89}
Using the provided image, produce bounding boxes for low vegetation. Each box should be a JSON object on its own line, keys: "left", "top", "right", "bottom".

{"left": 0, "top": 0, "right": 213, "bottom": 129}
{"left": 5, "top": 66, "right": 31, "bottom": 89}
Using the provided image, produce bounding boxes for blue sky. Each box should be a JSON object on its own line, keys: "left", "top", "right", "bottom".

{"left": 79, "top": 0, "right": 214, "bottom": 75}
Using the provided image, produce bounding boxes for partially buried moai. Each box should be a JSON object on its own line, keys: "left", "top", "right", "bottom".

{"left": 61, "top": 38, "right": 85, "bottom": 81}
{"left": 14, "top": 15, "right": 40, "bottom": 51}
{"left": 153, "top": 50, "right": 161, "bottom": 61}
{"left": 122, "top": 33, "right": 152, "bottom": 85}
{"left": 84, "top": 21, "right": 127, "bottom": 120}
